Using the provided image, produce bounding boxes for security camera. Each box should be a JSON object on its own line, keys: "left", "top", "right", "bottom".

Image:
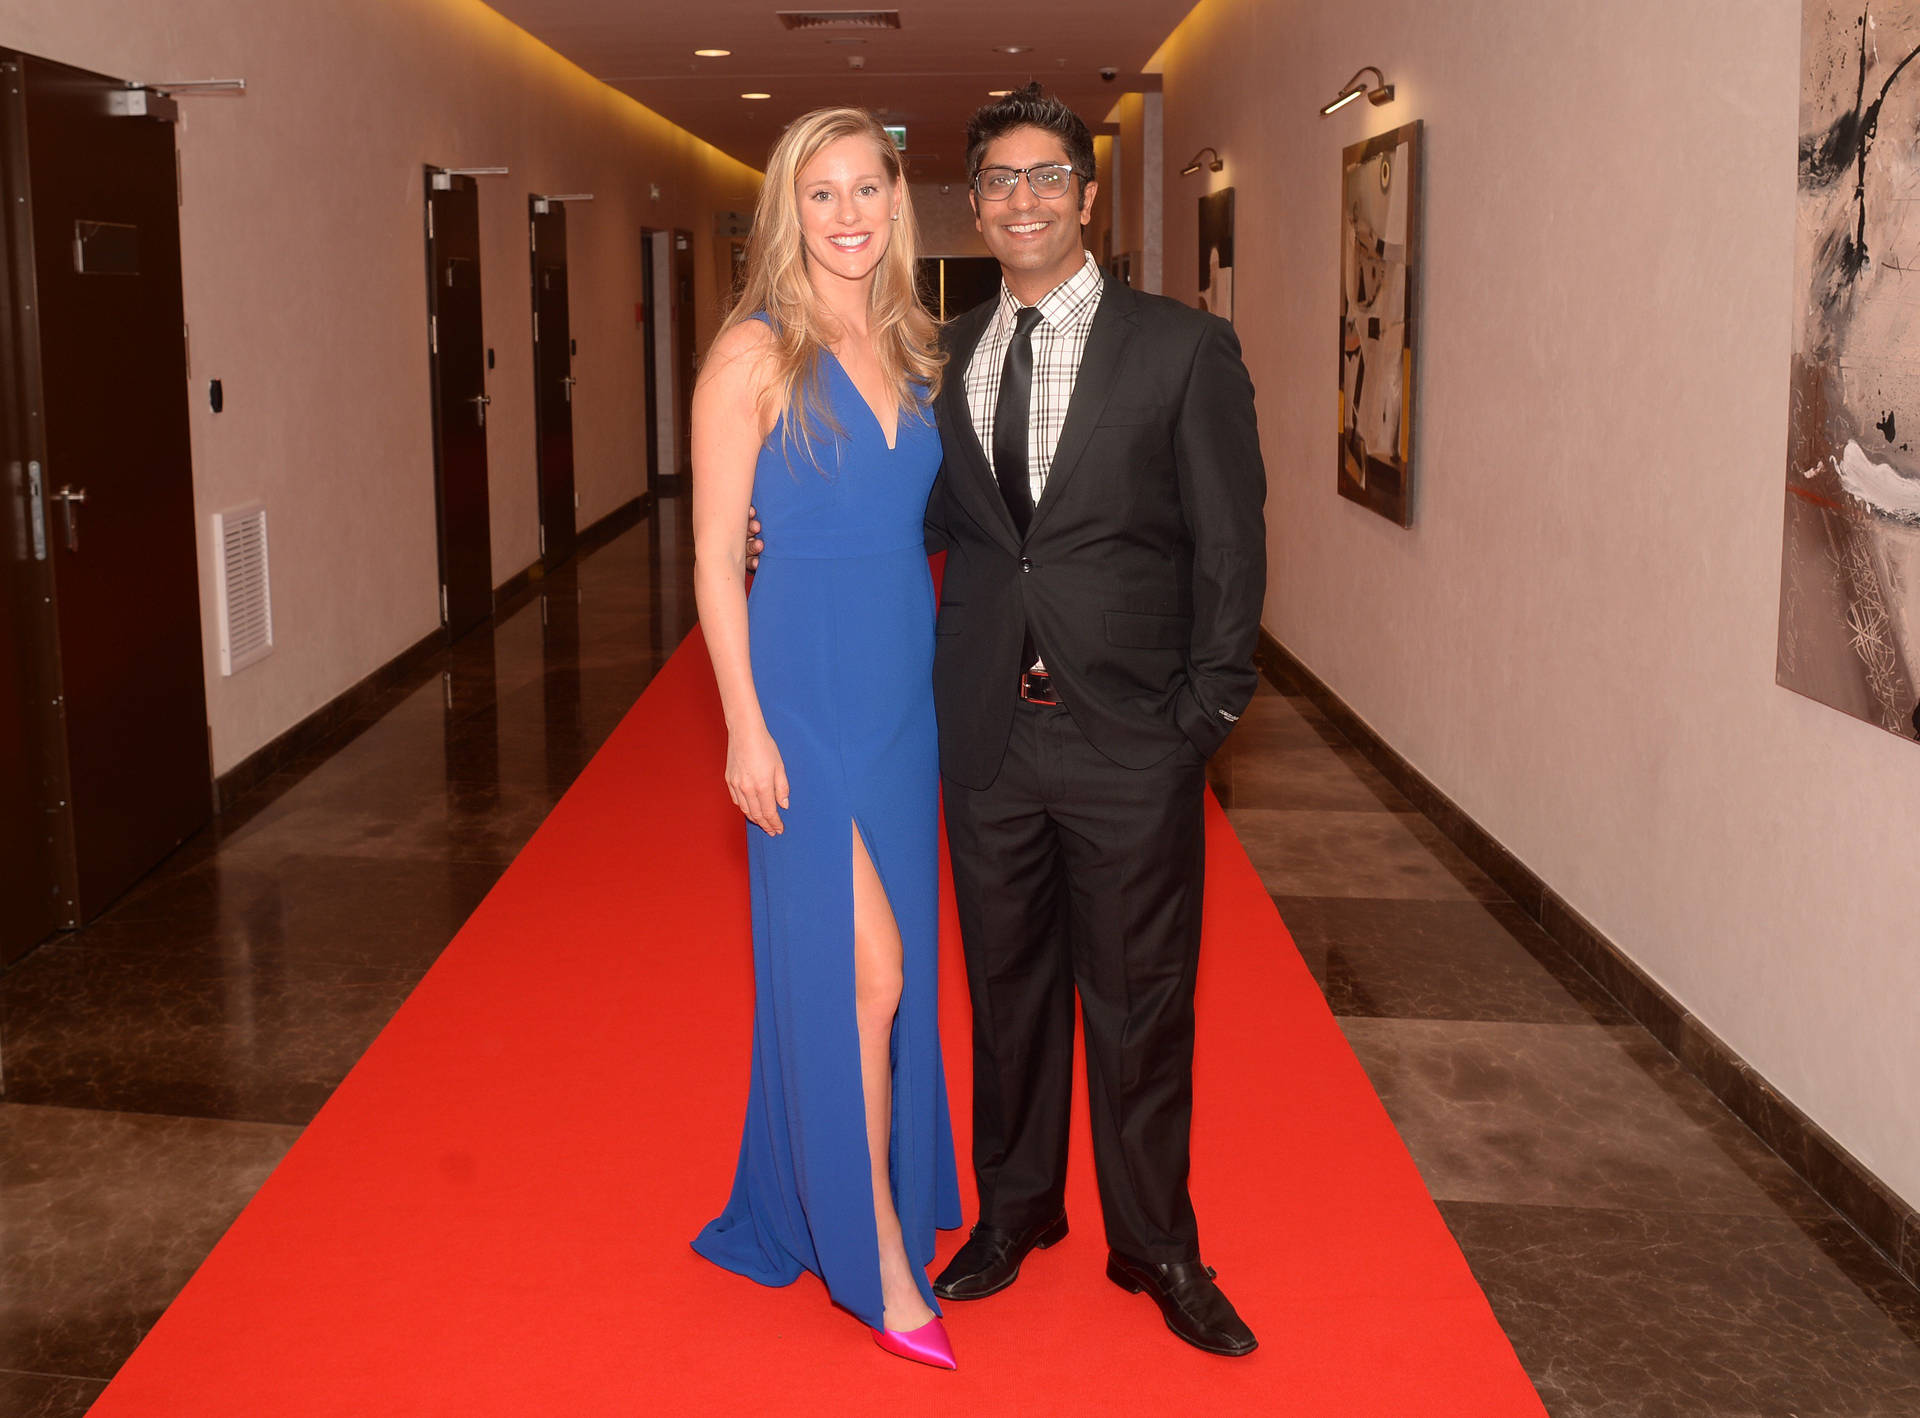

{"left": 1100, "top": 67, "right": 1118, "bottom": 82}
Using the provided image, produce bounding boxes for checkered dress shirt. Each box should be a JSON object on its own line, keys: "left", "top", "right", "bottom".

{"left": 963, "top": 249, "right": 1105, "bottom": 508}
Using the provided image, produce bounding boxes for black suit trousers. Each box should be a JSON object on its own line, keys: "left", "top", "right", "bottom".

{"left": 941, "top": 696, "right": 1207, "bottom": 1264}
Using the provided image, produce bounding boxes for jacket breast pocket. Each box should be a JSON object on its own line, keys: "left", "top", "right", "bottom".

{"left": 1103, "top": 610, "right": 1191, "bottom": 650}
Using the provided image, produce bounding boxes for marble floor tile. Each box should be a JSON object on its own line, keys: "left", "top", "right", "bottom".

{"left": 1226, "top": 808, "right": 1507, "bottom": 901}
{"left": 74, "top": 853, "right": 503, "bottom": 972}
{"left": 1, "top": 940, "right": 424, "bottom": 1123}
{"left": 1273, "top": 897, "right": 1632, "bottom": 1024}
{"left": 437, "top": 710, "right": 602, "bottom": 792}
{"left": 1397, "top": 811, "right": 1513, "bottom": 897}
{"left": 1209, "top": 743, "right": 1411, "bottom": 812}
{"left": 0, "top": 1371, "right": 105, "bottom": 1418}
{"left": 1440, "top": 1201, "right": 1920, "bottom": 1418}
{"left": 211, "top": 764, "right": 561, "bottom": 867}
{"left": 0, "top": 1105, "right": 299, "bottom": 1379}
{"left": 1337, "top": 1018, "right": 1821, "bottom": 1217}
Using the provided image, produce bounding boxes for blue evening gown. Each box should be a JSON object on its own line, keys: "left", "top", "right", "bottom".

{"left": 692, "top": 330, "right": 961, "bottom": 1328}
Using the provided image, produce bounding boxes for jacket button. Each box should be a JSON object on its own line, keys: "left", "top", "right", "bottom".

{"left": 1020, "top": 557, "right": 1032, "bottom": 573}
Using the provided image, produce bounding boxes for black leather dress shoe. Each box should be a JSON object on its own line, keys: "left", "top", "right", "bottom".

{"left": 931, "top": 1214, "right": 1069, "bottom": 1300}
{"left": 1106, "top": 1252, "right": 1258, "bottom": 1357}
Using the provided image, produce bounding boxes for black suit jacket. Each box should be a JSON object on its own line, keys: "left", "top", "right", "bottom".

{"left": 925, "top": 277, "right": 1268, "bottom": 789}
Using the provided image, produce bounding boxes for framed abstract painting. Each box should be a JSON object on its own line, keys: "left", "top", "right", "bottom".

{"left": 1337, "top": 120, "right": 1421, "bottom": 527}
{"left": 1778, "top": 2, "right": 1920, "bottom": 742}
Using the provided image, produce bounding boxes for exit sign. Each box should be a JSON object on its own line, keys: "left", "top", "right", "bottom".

{"left": 885, "top": 124, "right": 907, "bottom": 151}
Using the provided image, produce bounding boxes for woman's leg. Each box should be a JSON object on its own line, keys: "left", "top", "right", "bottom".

{"left": 852, "top": 824, "right": 934, "bottom": 1332}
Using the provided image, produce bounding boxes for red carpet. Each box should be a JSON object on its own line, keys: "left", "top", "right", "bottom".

{"left": 92, "top": 631, "right": 1546, "bottom": 1417}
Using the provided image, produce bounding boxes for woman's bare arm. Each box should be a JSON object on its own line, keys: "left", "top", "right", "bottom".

{"left": 692, "top": 320, "right": 788, "bottom": 835}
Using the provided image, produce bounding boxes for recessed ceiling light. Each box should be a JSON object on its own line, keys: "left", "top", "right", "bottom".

{"left": 694, "top": 48, "right": 731, "bottom": 58}
{"left": 741, "top": 92, "right": 773, "bottom": 100}
{"left": 995, "top": 45, "right": 1031, "bottom": 54}
{"left": 987, "top": 89, "right": 1012, "bottom": 97}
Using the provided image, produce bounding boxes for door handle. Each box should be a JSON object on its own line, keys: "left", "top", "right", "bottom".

{"left": 561, "top": 375, "right": 577, "bottom": 403}
{"left": 50, "top": 485, "right": 87, "bottom": 552}
{"left": 467, "top": 393, "right": 491, "bottom": 427}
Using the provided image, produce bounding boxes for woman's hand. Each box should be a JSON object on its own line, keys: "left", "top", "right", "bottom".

{"left": 726, "top": 725, "right": 790, "bottom": 835}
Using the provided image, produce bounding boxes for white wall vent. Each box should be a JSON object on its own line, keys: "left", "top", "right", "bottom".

{"left": 213, "top": 503, "right": 273, "bottom": 676}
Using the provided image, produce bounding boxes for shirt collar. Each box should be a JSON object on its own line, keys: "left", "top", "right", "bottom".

{"left": 995, "top": 249, "right": 1103, "bottom": 332}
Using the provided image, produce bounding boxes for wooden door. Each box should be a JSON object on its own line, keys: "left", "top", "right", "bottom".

{"left": 671, "top": 228, "right": 695, "bottom": 482}
{"left": 939, "top": 256, "right": 1003, "bottom": 319}
{"left": 640, "top": 228, "right": 659, "bottom": 499}
{"left": 426, "top": 171, "right": 494, "bottom": 639}
{"left": 8, "top": 54, "right": 210, "bottom": 923}
{"left": 530, "top": 199, "right": 576, "bottom": 567}
{"left": 0, "top": 64, "right": 62, "bottom": 957}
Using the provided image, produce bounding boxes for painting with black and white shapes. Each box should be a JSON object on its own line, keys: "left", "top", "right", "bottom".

{"left": 1197, "top": 187, "right": 1234, "bottom": 322}
{"left": 1338, "top": 121, "right": 1420, "bottom": 527}
{"left": 1780, "top": 3, "right": 1920, "bottom": 741}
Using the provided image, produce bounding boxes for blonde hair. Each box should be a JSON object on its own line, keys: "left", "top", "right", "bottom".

{"left": 719, "top": 107, "right": 943, "bottom": 456}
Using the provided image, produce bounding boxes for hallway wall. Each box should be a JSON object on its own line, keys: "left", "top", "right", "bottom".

{"left": 1153, "top": 0, "right": 1920, "bottom": 1208}
{"left": 910, "top": 182, "right": 989, "bottom": 258}
{"left": 0, "top": 0, "right": 759, "bottom": 774}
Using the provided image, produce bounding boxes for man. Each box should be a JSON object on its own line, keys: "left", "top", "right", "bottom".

{"left": 922, "top": 85, "right": 1266, "bottom": 1356}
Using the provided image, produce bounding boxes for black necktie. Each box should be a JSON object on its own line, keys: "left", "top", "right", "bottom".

{"left": 992, "top": 305, "right": 1044, "bottom": 537}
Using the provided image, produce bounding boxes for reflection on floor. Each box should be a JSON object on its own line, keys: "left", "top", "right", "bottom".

{"left": 4, "top": 500, "right": 1919, "bottom": 1416}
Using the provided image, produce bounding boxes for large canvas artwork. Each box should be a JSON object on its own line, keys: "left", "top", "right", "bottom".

{"left": 1780, "top": 3, "right": 1920, "bottom": 741}
{"left": 1338, "top": 121, "right": 1421, "bottom": 526}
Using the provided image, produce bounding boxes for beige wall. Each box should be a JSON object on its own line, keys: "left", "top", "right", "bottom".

{"left": 0, "top": 0, "right": 759, "bottom": 774}
{"left": 1155, "top": 0, "right": 1920, "bottom": 1206}
{"left": 1089, "top": 133, "right": 1115, "bottom": 269}
{"left": 911, "top": 181, "right": 988, "bottom": 258}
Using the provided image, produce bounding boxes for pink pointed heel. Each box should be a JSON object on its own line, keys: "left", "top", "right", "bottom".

{"left": 870, "top": 1315, "right": 957, "bottom": 1370}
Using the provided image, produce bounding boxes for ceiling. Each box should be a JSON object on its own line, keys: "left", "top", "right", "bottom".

{"left": 482, "top": 1, "right": 1194, "bottom": 182}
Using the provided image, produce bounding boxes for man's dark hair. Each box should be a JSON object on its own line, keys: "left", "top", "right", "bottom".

{"left": 965, "top": 82, "right": 1096, "bottom": 184}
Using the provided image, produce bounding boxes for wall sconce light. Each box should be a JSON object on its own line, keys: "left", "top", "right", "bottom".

{"left": 1179, "top": 147, "right": 1224, "bottom": 177}
{"left": 1320, "top": 66, "right": 1395, "bottom": 115}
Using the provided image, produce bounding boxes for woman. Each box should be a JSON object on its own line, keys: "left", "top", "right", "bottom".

{"left": 688, "top": 107, "right": 961, "bottom": 1369}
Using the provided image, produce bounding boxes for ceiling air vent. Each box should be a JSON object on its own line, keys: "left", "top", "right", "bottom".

{"left": 777, "top": 10, "right": 903, "bottom": 30}
{"left": 213, "top": 503, "right": 273, "bottom": 676}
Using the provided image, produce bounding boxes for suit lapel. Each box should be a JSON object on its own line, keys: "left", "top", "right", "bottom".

{"left": 1026, "top": 279, "right": 1139, "bottom": 537}
{"left": 938, "top": 302, "right": 1021, "bottom": 550}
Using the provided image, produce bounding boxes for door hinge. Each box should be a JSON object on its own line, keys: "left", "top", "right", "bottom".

{"left": 533, "top": 311, "right": 539, "bottom": 343}
{"left": 439, "top": 584, "right": 449, "bottom": 623}
{"left": 427, "top": 201, "right": 434, "bottom": 239}
{"left": 538, "top": 524, "right": 546, "bottom": 556}
{"left": 430, "top": 314, "right": 437, "bottom": 354}
{"left": 529, "top": 220, "right": 536, "bottom": 251}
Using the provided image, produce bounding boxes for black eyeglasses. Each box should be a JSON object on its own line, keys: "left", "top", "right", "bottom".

{"left": 972, "top": 164, "right": 1078, "bottom": 201}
